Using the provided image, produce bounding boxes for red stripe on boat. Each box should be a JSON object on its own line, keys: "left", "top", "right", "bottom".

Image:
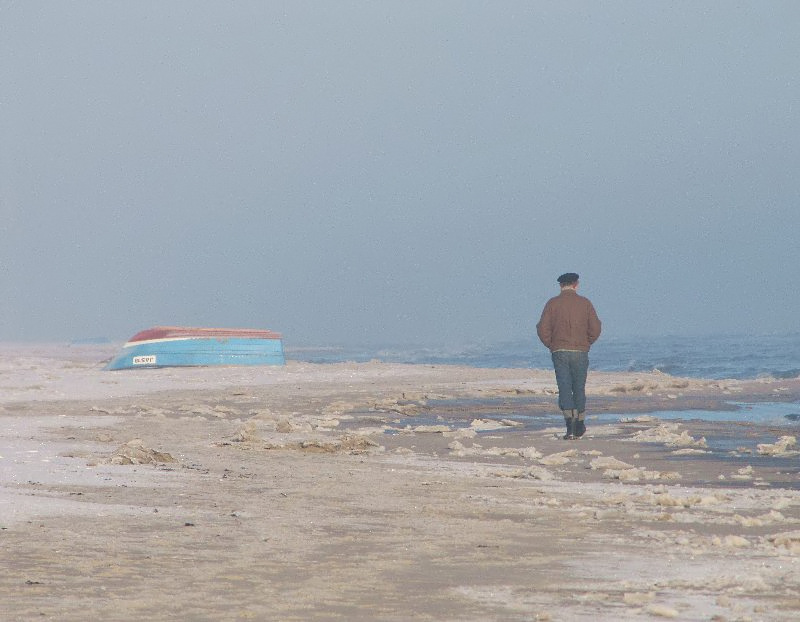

{"left": 127, "top": 326, "right": 282, "bottom": 343}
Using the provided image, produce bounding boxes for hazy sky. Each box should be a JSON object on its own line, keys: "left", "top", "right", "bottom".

{"left": 2, "top": 1, "right": 798, "bottom": 346}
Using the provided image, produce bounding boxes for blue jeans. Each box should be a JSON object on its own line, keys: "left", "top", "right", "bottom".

{"left": 551, "top": 350, "right": 589, "bottom": 413}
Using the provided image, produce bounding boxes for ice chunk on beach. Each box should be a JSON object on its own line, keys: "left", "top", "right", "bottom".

{"left": 627, "top": 423, "right": 707, "bottom": 448}
{"left": 590, "top": 456, "right": 634, "bottom": 470}
{"left": 756, "top": 435, "right": 798, "bottom": 456}
{"left": 539, "top": 449, "right": 577, "bottom": 466}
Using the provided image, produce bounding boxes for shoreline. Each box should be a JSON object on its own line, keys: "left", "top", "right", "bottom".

{"left": 1, "top": 360, "right": 799, "bottom": 620}
{"left": 2, "top": 355, "right": 799, "bottom": 405}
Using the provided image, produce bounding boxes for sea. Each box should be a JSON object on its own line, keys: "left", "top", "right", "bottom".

{"left": 287, "top": 331, "right": 800, "bottom": 381}
{"left": 288, "top": 332, "right": 800, "bottom": 433}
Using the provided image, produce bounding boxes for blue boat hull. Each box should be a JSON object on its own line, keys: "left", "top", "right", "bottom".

{"left": 105, "top": 337, "right": 285, "bottom": 370}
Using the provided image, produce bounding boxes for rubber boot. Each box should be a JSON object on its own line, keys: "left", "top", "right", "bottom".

{"left": 562, "top": 409, "right": 576, "bottom": 440}
{"left": 574, "top": 413, "right": 586, "bottom": 439}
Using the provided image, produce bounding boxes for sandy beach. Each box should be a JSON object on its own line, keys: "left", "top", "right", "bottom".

{"left": 2, "top": 346, "right": 800, "bottom": 621}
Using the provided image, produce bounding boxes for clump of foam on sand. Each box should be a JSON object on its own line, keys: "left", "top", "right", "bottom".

{"left": 108, "top": 439, "right": 176, "bottom": 465}
{"left": 492, "top": 465, "right": 556, "bottom": 481}
{"left": 411, "top": 424, "right": 451, "bottom": 433}
{"left": 538, "top": 449, "right": 577, "bottom": 466}
{"left": 626, "top": 423, "right": 707, "bottom": 448}
{"left": 757, "top": 435, "right": 798, "bottom": 457}
{"left": 447, "top": 440, "right": 542, "bottom": 462}
{"left": 768, "top": 531, "right": 800, "bottom": 553}
{"left": 278, "top": 435, "right": 381, "bottom": 454}
{"left": 604, "top": 468, "right": 682, "bottom": 482}
{"left": 590, "top": 456, "right": 634, "bottom": 470}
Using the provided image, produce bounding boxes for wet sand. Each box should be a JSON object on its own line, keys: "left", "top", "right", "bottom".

{"left": 1, "top": 355, "right": 800, "bottom": 620}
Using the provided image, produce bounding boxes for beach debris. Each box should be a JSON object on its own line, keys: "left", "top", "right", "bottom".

{"left": 134, "top": 405, "right": 171, "bottom": 418}
{"left": 412, "top": 424, "right": 451, "bottom": 433}
{"left": 177, "top": 403, "right": 235, "bottom": 418}
{"left": 732, "top": 465, "right": 754, "bottom": 480}
{"left": 539, "top": 449, "right": 576, "bottom": 466}
{"left": 609, "top": 382, "right": 653, "bottom": 393}
{"left": 768, "top": 530, "right": 800, "bottom": 554}
{"left": 734, "top": 510, "right": 786, "bottom": 527}
{"left": 627, "top": 423, "right": 707, "bottom": 448}
{"left": 622, "top": 592, "right": 655, "bottom": 606}
{"left": 756, "top": 435, "right": 798, "bottom": 456}
{"left": 630, "top": 492, "right": 725, "bottom": 510}
{"left": 711, "top": 534, "right": 751, "bottom": 548}
{"left": 493, "top": 468, "right": 522, "bottom": 478}
{"left": 644, "top": 603, "right": 679, "bottom": 618}
{"left": 373, "top": 398, "right": 422, "bottom": 415}
{"left": 232, "top": 421, "right": 261, "bottom": 443}
{"left": 494, "top": 466, "right": 555, "bottom": 481}
{"left": 447, "top": 440, "right": 470, "bottom": 457}
{"left": 304, "top": 435, "right": 380, "bottom": 454}
{"left": 769, "top": 496, "right": 795, "bottom": 511}
{"left": 603, "top": 468, "right": 681, "bottom": 482}
{"left": 526, "top": 466, "right": 556, "bottom": 480}
{"left": 649, "top": 493, "right": 698, "bottom": 508}
{"left": 322, "top": 400, "right": 359, "bottom": 416}
{"left": 443, "top": 427, "right": 477, "bottom": 439}
{"left": 265, "top": 434, "right": 380, "bottom": 455}
{"left": 276, "top": 419, "right": 313, "bottom": 433}
{"left": 484, "top": 446, "right": 529, "bottom": 457}
{"left": 590, "top": 456, "right": 634, "bottom": 471}
{"left": 247, "top": 407, "right": 275, "bottom": 420}
{"left": 670, "top": 448, "right": 709, "bottom": 455}
{"left": 448, "top": 441, "right": 543, "bottom": 461}
{"left": 108, "top": 439, "right": 176, "bottom": 465}
{"left": 519, "top": 446, "right": 543, "bottom": 460}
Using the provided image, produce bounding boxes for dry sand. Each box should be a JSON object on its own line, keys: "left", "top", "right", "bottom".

{"left": 1, "top": 346, "right": 800, "bottom": 621}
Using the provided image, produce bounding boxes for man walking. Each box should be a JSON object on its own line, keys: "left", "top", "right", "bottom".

{"left": 537, "top": 273, "right": 602, "bottom": 440}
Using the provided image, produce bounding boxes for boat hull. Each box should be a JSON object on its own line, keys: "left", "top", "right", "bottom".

{"left": 105, "top": 327, "right": 285, "bottom": 370}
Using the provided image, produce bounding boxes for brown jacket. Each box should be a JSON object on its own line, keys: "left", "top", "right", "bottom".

{"left": 536, "top": 289, "right": 601, "bottom": 352}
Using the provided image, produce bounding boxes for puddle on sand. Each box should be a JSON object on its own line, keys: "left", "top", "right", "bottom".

{"left": 585, "top": 402, "right": 799, "bottom": 452}
{"left": 379, "top": 400, "right": 800, "bottom": 430}
{"left": 610, "top": 401, "right": 800, "bottom": 427}
{"left": 374, "top": 400, "right": 800, "bottom": 460}
{"left": 361, "top": 399, "right": 800, "bottom": 487}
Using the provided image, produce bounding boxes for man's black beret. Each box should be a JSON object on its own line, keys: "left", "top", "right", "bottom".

{"left": 557, "top": 273, "right": 579, "bottom": 285}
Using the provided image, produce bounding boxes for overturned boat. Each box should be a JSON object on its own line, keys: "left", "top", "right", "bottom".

{"left": 105, "top": 326, "right": 285, "bottom": 370}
